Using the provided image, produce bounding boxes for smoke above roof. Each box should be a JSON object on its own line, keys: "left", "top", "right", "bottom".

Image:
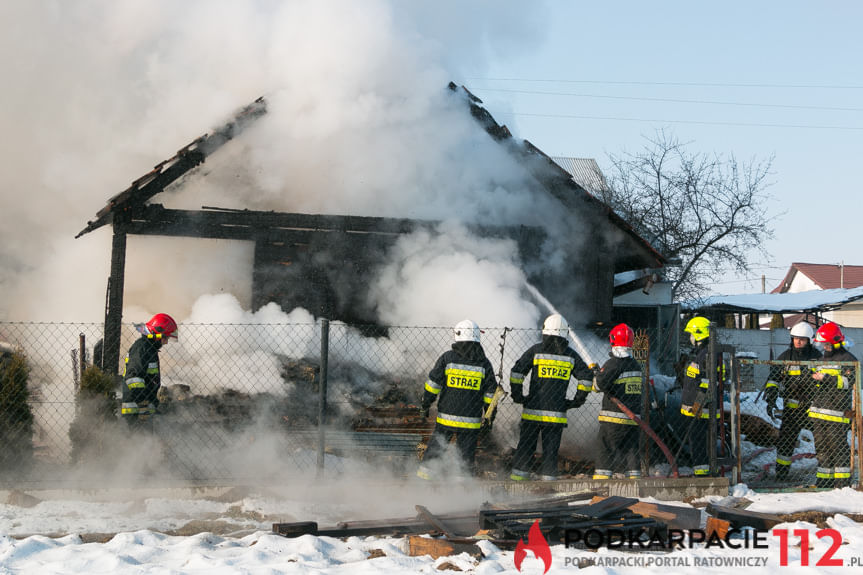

{"left": 0, "top": 0, "right": 566, "bottom": 328}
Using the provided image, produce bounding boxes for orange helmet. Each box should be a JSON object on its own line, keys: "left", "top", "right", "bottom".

{"left": 814, "top": 322, "right": 844, "bottom": 347}
{"left": 146, "top": 313, "right": 178, "bottom": 340}
{"left": 609, "top": 323, "right": 634, "bottom": 347}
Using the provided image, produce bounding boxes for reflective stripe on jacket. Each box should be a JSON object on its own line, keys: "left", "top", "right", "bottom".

{"left": 510, "top": 337, "right": 594, "bottom": 426}
{"left": 422, "top": 343, "right": 497, "bottom": 431}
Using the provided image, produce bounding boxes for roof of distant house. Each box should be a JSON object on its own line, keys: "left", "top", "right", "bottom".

{"left": 773, "top": 262, "right": 863, "bottom": 293}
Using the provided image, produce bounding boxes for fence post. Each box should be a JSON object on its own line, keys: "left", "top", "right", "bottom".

{"left": 708, "top": 323, "right": 718, "bottom": 476}
{"left": 730, "top": 356, "right": 741, "bottom": 485}
{"left": 78, "top": 333, "right": 86, "bottom": 394}
{"left": 317, "top": 318, "right": 330, "bottom": 477}
{"left": 856, "top": 365, "right": 862, "bottom": 488}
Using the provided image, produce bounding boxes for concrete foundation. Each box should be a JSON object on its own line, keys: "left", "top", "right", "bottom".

{"left": 1, "top": 477, "right": 728, "bottom": 505}
{"left": 485, "top": 477, "right": 730, "bottom": 501}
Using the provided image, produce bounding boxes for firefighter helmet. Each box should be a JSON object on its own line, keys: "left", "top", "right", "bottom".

{"left": 789, "top": 322, "right": 815, "bottom": 340}
{"left": 542, "top": 314, "right": 569, "bottom": 338}
{"left": 609, "top": 323, "right": 635, "bottom": 347}
{"left": 146, "top": 313, "right": 178, "bottom": 340}
{"left": 453, "top": 319, "right": 482, "bottom": 343}
{"left": 814, "top": 322, "right": 844, "bottom": 346}
{"left": 684, "top": 316, "right": 710, "bottom": 342}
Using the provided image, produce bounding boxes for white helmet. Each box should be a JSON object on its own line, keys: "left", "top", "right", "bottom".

{"left": 790, "top": 322, "right": 815, "bottom": 340}
{"left": 453, "top": 319, "right": 482, "bottom": 343}
{"left": 542, "top": 314, "right": 569, "bottom": 338}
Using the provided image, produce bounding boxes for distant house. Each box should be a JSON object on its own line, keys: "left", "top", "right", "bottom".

{"left": 772, "top": 262, "right": 863, "bottom": 327}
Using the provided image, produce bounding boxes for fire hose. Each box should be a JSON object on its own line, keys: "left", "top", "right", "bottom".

{"left": 610, "top": 395, "right": 679, "bottom": 478}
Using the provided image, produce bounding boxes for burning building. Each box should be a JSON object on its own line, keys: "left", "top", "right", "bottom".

{"left": 77, "top": 85, "right": 665, "bottom": 374}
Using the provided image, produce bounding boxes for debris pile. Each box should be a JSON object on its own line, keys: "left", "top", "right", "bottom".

{"left": 272, "top": 489, "right": 706, "bottom": 558}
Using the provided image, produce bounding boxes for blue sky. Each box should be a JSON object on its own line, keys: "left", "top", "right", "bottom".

{"left": 460, "top": 1, "right": 862, "bottom": 294}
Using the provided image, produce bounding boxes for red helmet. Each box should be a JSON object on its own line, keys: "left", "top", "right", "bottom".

{"left": 146, "top": 313, "right": 178, "bottom": 340}
{"left": 814, "top": 322, "right": 844, "bottom": 346}
{"left": 609, "top": 323, "right": 634, "bottom": 347}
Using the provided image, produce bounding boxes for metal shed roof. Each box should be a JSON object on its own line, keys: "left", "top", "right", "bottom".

{"left": 682, "top": 286, "right": 863, "bottom": 314}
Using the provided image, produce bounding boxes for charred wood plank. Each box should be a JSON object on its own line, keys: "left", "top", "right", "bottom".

{"left": 77, "top": 98, "right": 267, "bottom": 238}
{"left": 486, "top": 489, "right": 606, "bottom": 510}
{"left": 573, "top": 495, "right": 640, "bottom": 519}
{"left": 705, "top": 503, "right": 784, "bottom": 530}
{"left": 589, "top": 496, "right": 702, "bottom": 530}
{"left": 415, "top": 505, "right": 457, "bottom": 538}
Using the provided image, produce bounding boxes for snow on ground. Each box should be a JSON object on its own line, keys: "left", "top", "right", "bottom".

{"left": 3, "top": 482, "right": 863, "bottom": 573}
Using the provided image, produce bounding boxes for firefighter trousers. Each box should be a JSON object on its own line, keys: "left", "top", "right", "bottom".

{"left": 420, "top": 424, "right": 479, "bottom": 473}
{"left": 685, "top": 415, "right": 715, "bottom": 476}
{"left": 811, "top": 417, "right": 850, "bottom": 488}
{"left": 775, "top": 406, "right": 808, "bottom": 470}
{"left": 594, "top": 422, "right": 640, "bottom": 478}
{"left": 511, "top": 420, "right": 563, "bottom": 479}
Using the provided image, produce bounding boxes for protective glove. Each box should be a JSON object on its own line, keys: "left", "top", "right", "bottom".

{"left": 511, "top": 389, "right": 524, "bottom": 404}
{"left": 419, "top": 406, "right": 430, "bottom": 419}
{"left": 566, "top": 395, "right": 586, "bottom": 410}
{"left": 763, "top": 387, "right": 778, "bottom": 418}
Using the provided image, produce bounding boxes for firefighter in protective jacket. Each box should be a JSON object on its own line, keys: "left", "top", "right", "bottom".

{"left": 762, "top": 321, "right": 821, "bottom": 481}
{"left": 592, "top": 323, "right": 644, "bottom": 480}
{"left": 122, "top": 313, "right": 178, "bottom": 428}
{"left": 509, "top": 314, "right": 596, "bottom": 481}
{"left": 809, "top": 322, "right": 857, "bottom": 488}
{"left": 680, "top": 316, "right": 724, "bottom": 477}
{"left": 417, "top": 320, "right": 497, "bottom": 479}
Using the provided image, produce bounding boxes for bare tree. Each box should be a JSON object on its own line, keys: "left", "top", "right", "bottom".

{"left": 600, "top": 130, "right": 777, "bottom": 301}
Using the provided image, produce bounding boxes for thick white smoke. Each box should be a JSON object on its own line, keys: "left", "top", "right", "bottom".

{"left": 0, "top": 0, "right": 552, "bottom": 325}
{"left": 2, "top": 2, "right": 628, "bottom": 485}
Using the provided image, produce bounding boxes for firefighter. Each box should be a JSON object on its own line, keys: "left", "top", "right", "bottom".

{"left": 762, "top": 321, "right": 821, "bottom": 481}
{"left": 417, "top": 320, "right": 497, "bottom": 480}
{"left": 121, "top": 313, "right": 178, "bottom": 429}
{"left": 680, "top": 316, "right": 723, "bottom": 477}
{"left": 509, "top": 314, "right": 596, "bottom": 481}
{"left": 809, "top": 322, "right": 857, "bottom": 489}
{"left": 592, "top": 323, "right": 644, "bottom": 480}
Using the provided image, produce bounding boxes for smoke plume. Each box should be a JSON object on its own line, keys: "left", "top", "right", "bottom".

{"left": 0, "top": 0, "right": 552, "bottom": 326}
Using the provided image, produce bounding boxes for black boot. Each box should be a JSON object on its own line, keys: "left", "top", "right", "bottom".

{"left": 775, "top": 464, "right": 789, "bottom": 481}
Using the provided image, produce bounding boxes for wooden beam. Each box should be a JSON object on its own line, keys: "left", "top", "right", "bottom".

{"left": 406, "top": 536, "right": 482, "bottom": 560}
{"left": 102, "top": 224, "right": 127, "bottom": 375}
{"left": 705, "top": 503, "right": 784, "bottom": 530}
{"left": 706, "top": 517, "right": 731, "bottom": 540}
{"left": 589, "top": 496, "right": 701, "bottom": 530}
{"left": 415, "top": 505, "right": 457, "bottom": 538}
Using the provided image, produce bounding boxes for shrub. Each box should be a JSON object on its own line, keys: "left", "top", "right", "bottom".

{"left": 69, "top": 365, "right": 122, "bottom": 464}
{"left": 0, "top": 350, "right": 34, "bottom": 476}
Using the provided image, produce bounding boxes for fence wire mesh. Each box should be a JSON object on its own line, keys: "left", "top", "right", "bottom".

{"left": 1, "top": 320, "right": 858, "bottom": 488}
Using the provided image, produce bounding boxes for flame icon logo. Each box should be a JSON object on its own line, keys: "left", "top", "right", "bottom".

{"left": 514, "top": 519, "right": 552, "bottom": 574}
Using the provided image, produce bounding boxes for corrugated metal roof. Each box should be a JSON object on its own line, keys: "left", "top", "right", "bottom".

{"left": 682, "top": 286, "right": 863, "bottom": 313}
{"left": 550, "top": 157, "right": 610, "bottom": 195}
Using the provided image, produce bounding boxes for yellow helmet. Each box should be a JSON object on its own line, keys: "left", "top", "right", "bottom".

{"left": 684, "top": 316, "right": 711, "bottom": 342}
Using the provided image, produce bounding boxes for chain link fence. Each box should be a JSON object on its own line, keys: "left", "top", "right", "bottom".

{"left": 718, "top": 326, "right": 862, "bottom": 489}
{"left": 1, "top": 320, "right": 858, "bottom": 488}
